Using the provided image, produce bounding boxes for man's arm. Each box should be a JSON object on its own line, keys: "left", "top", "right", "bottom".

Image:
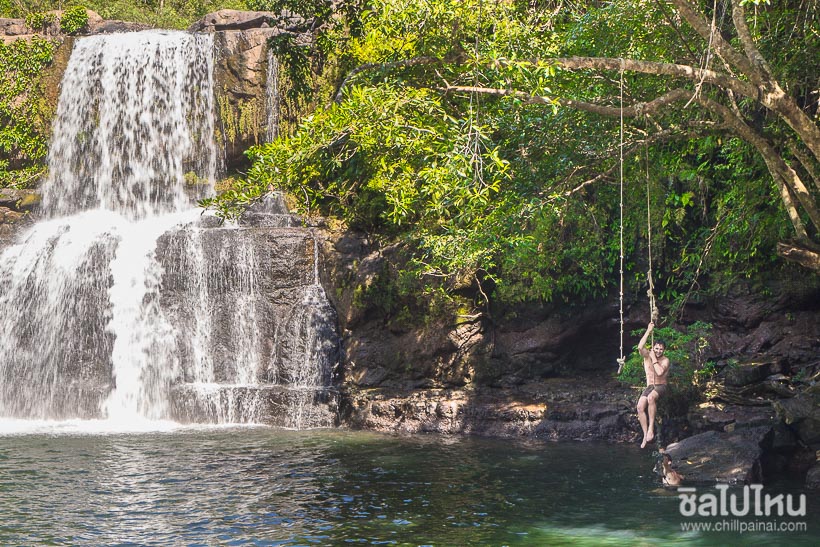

{"left": 638, "top": 322, "right": 654, "bottom": 357}
{"left": 652, "top": 356, "right": 670, "bottom": 378}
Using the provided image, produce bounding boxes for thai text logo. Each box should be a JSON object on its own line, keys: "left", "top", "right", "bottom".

{"left": 678, "top": 484, "right": 806, "bottom": 517}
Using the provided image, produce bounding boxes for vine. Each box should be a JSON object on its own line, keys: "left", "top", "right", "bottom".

{"left": 0, "top": 36, "right": 57, "bottom": 189}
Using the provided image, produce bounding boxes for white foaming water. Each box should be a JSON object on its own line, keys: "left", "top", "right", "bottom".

{"left": 265, "top": 50, "right": 280, "bottom": 141}
{"left": 42, "top": 31, "right": 218, "bottom": 219}
{"left": 103, "top": 209, "right": 202, "bottom": 422}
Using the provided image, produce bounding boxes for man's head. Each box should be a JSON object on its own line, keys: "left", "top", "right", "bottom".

{"left": 652, "top": 341, "right": 666, "bottom": 357}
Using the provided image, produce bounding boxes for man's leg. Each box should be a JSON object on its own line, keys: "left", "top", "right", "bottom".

{"left": 646, "top": 390, "right": 659, "bottom": 443}
{"left": 637, "top": 395, "right": 649, "bottom": 447}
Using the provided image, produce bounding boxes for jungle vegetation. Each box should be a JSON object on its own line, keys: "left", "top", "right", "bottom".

{"left": 2, "top": 0, "right": 818, "bottom": 312}
{"left": 206, "top": 0, "right": 819, "bottom": 313}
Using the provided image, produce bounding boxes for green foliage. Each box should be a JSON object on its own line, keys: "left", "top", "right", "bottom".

{"left": 60, "top": 6, "right": 89, "bottom": 34}
{"left": 24, "top": 10, "right": 56, "bottom": 31}
{"left": 200, "top": 0, "right": 810, "bottom": 307}
{"left": 0, "top": 36, "right": 56, "bottom": 189}
{"left": 2, "top": 1, "right": 251, "bottom": 29}
{"left": 618, "top": 321, "right": 713, "bottom": 387}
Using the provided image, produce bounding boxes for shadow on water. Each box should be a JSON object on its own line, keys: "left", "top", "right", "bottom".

{"left": 0, "top": 428, "right": 816, "bottom": 545}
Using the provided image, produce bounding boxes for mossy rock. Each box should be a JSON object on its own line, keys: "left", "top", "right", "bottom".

{"left": 0, "top": 189, "right": 41, "bottom": 212}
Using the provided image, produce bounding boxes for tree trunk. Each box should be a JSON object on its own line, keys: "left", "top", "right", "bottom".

{"left": 777, "top": 242, "right": 820, "bottom": 271}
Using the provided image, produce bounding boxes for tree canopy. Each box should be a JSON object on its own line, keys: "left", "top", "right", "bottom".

{"left": 4, "top": 0, "right": 817, "bottom": 307}
{"left": 210, "top": 0, "right": 818, "bottom": 309}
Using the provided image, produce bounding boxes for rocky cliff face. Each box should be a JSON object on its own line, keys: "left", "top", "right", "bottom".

{"left": 320, "top": 228, "right": 820, "bottom": 485}
{"left": 200, "top": 10, "right": 317, "bottom": 170}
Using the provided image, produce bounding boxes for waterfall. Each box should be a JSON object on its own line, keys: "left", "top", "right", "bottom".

{"left": 43, "top": 32, "right": 218, "bottom": 219}
{"left": 264, "top": 50, "right": 280, "bottom": 142}
{"left": 0, "top": 31, "right": 337, "bottom": 429}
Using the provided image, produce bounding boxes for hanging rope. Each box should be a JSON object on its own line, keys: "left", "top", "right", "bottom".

{"left": 617, "top": 61, "right": 625, "bottom": 375}
{"left": 617, "top": 64, "right": 659, "bottom": 375}
{"left": 646, "top": 142, "right": 659, "bottom": 328}
{"left": 467, "top": 0, "right": 485, "bottom": 187}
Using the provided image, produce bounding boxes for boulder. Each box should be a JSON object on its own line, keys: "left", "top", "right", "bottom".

{"left": 0, "top": 18, "right": 27, "bottom": 36}
{"left": 687, "top": 402, "right": 776, "bottom": 433}
{"left": 0, "top": 189, "right": 41, "bottom": 212}
{"left": 773, "top": 387, "right": 820, "bottom": 446}
{"left": 189, "top": 9, "right": 305, "bottom": 32}
{"left": 664, "top": 426, "right": 773, "bottom": 484}
{"left": 721, "top": 359, "right": 784, "bottom": 387}
{"left": 85, "top": 20, "right": 150, "bottom": 34}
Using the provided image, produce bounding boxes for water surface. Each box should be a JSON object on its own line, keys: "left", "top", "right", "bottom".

{"left": 0, "top": 426, "right": 816, "bottom": 545}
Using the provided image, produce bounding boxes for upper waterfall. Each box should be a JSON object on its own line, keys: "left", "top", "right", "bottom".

{"left": 42, "top": 31, "right": 218, "bottom": 219}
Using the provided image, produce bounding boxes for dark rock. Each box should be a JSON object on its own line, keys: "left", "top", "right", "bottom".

{"left": 687, "top": 403, "right": 776, "bottom": 433}
{"left": 0, "top": 18, "right": 27, "bottom": 36}
{"left": 806, "top": 464, "right": 820, "bottom": 489}
{"left": 771, "top": 422, "right": 799, "bottom": 451}
{"left": 189, "top": 9, "right": 306, "bottom": 32}
{"left": 239, "top": 192, "right": 302, "bottom": 227}
{"left": 773, "top": 388, "right": 820, "bottom": 446}
{"left": 721, "top": 359, "right": 784, "bottom": 387}
{"left": 664, "top": 426, "right": 773, "bottom": 484}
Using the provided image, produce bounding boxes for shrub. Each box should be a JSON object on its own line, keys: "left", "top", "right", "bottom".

{"left": 25, "top": 11, "right": 57, "bottom": 32}
{"left": 60, "top": 6, "right": 89, "bottom": 35}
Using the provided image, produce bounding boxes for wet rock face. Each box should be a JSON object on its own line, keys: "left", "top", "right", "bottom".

{"left": 774, "top": 387, "right": 820, "bottom": 447}
{"left": 156, "top": 222, "right": 337, "bottom": 388}
{"left": 212, "top": 28, "right": 279, "bottom": 169}
{"left": 322, "top": 229, "right": 820, "bottom": 466}
{"left": 806, "top": 465, "right": 820, "bottom": 489}
{"left": 326, "top": 233, "right": 820, "bottom": 395}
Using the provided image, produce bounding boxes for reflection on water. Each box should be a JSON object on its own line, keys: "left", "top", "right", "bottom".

{"left": 0, "top": 427, "right": 816, "bottom": 545}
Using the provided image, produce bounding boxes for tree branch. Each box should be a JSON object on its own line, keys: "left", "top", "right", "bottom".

{"left": 560, "top": 120, "right": 721, "bottom": 198}
{"left": 777, "top": 241, "right": 820, "bottom": 271}
{"left": 730, "top": 2, "right": 774, "bottom": 81}
{"left": 339, "top": 54, "right": 820, "bottom": 160}
{"left": 438, "top": 85, "right": 695, "bottom": 118}
{"left": 694, "top": 95, "right": 815, "bottom": 239}
{"left": 547, "top": 57, "right": 758, "bottom": 101}
{"left": 667, "top": 0, "right": 762, "bottom": 85}
{"left": 787, "top": 139, "right": 820, "bottom": 191}
{"left": 334, "top": 56, "right": 439, "bottom": 102}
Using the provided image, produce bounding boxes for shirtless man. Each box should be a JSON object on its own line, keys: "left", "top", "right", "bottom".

{"left": 636, "top": 322, "right": 670, "bottom": 448}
